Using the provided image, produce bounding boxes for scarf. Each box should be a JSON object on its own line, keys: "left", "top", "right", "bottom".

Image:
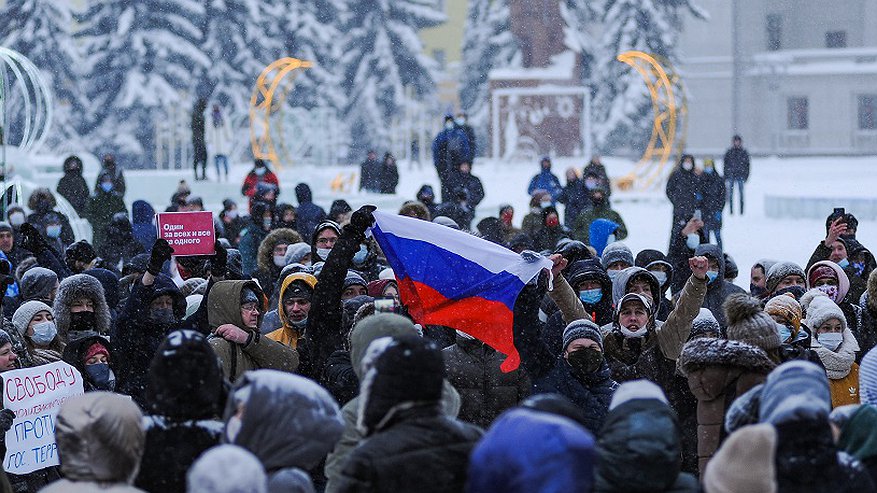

{"left": 812, "top": 327, "right": 859, "bottom": 379}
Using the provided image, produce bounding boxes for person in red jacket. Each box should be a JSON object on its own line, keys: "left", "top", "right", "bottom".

{"left": 241, "top": 159, "right": 280, "bottom": 211}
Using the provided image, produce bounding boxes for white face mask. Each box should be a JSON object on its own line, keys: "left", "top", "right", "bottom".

{"left": 316, "top": 248, "right": 332, "bottom": 261}
{"left": 445, "top": 121, "right": 454, "bottom": 130}
{"left": 455, "top": 117, "right": 465, "bottom": 126}
{"left": 607, "top": 270, "right": 622, "bottom": 281}
{"left": 254, "top": 167, "right": 266, "bottom": 176}
{"left": 620, "top": 326, "right": 648, "bottom": 338}
{"left": 686, "top": 233, "right": 700, "bottom": 250}
{"left": 226, "top": 415, "right": 242, "bottom": 442}
{"left": 682, "top": 161, "right": 693, "bottom": 171}
{"left": 606, "top": 234, "right": 616, "bottom": 244}
{"left": 31, "top": 321, "right": 57, "bottom": 346}
{"left": 273, "top": 255, "right": 286, "bottom": 268}
{"left": 540, "top": 201, "right": 552, "bottom": 209}
{"left": 817, "top": 332, "right": 843, "bottom": 352}
{"left": 8, "top": 212, "right": 24, "bottom": 226}
{"left": 650, "top": 271, "right": 667, "bottom": 286}
{"left": 226, "top": 209, "right": 238, "bottom": 219}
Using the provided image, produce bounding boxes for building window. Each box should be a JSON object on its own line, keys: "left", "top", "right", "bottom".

{"left": 859, "top": 95, "right": 877, "bottom": 130}
{"left": 432, "top": 49, "right": 446, "bottom": 70}
{"left": 766, "top": 14, "right": 782, "bottom": 51}
{"left": 787, "top": 97, "right": 809, "bottom": 130}
{"left": 826, "top": 31, "right": 847, "bottom": 48}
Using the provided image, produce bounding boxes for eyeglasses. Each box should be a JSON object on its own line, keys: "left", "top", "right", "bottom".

{"left": 241, "top": 302, "right": 260, "bottom": 313}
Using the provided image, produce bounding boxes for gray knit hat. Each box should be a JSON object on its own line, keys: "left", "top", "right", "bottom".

{"left": 765, "top": 261, "right": 806, "bottom": 295}
{"left": 724, "top": 293, "right": 781, "bottom": 351}
{"left": 562, "top": 319, "right": 604, "bottom": 351}
{"left": 691, "top": 308, "right": 721, "bottom": 339}
{"left": 12, "top": 300, "right": 53, "bottom": 335}
{"left": 283, "top": 242, "right": 312, "bottom": 266}
{"left": 601, "top": 241, "right": 634, "bottom": 270}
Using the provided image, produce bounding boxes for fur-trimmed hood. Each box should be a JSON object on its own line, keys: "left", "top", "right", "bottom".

{"left": 53, "top": 274, "right": 112, "bottom": 339}
{"left": 867, "top": 269, "right": 877, "bottom": 313}
{"left": 256, "top": 228, "right": 303, "bottom": 272}
{"left": 678, "top": 337, "right": 777, "bottom": 377}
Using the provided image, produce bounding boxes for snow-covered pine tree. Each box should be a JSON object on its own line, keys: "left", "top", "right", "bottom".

{"left": 340, "top": 0, "right": 446, "bottom": 157}
{"left": 0, "top": 0, "right": 86, "bottom": 147}
{"left": 75, "top": 0, "right": 211, "bottom": 166}
{"left": 559, "top": 0, "right": 599, "bottom": 83}
{"left": 275, "top": 0, "right": 346, "bottom": 112}
{"left": 202, "top": 0, "right": 285, "bottom": 116}
{"left": 592, "top": 0, "right": 706, "bottom": 153}
{"left": 458, "top": 0, "right": 520, "bottom": 151}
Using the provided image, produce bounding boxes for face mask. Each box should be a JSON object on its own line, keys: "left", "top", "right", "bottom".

{"left": 149, "top": 308, "right": 176, "bottom": 326}
{"left": 445, "top": 121, "right": 454, "bottom": 130}
{"left": 853, "top": 262, "right": 866, "bottom": 277}
{"left": 273, "top": 255, "right": 286, "bottom": 268}
{"left": 686, "top": 233, "right": 700, "bottom": 250}
{"left": 682, "top": 162, "right": 693, "bottom": 171}
{"left": 607, "top": 270, "right": 621, "bottom": 281}
{"left": 316, "top": 248, "right": 332, "bottom": 261}
{"left": 606, "top": 233, "right": 616, "bottom": 244}
{"left": 579, "top": 289, "right": 603, "bottom": 305}
{"left": 585, "top": 178, "right": 598, "bottom": 190}
{"left": 291, "top": 317, "right": 308, "bottom": 329}
{"left": 620, "top": 326, "right": 648, "bottom": 338}
{"left": 750, "top": 284, "right": 767, "bottom": 298}
{"left": 30, "top": 321, "right": 57, "bottom": 346}
{"left": 46, "top": 225, "right": 62, "bottom": 238}
{"left": 837, "top": 258, "right": 850, "bottom": 269}
{"left": 8, "top": 212, "right": 24, "bottom": 226}
{"left": 817, "top": 332, "right": 843, "bottom": 352}
{"left": 85, "top": 363, "right": 116, "bottom": 391}
{"left": 567, "top": 347, "right": 603, "bottom": 376}
{"left": 69, "top": 311, "right": 96, "bottom": 332}
{"left": 540, "top": 201, "right": 552, "bottom": 209}
{"left": 650, "top": 271, "right": 667, "bottom": 286}
{"left": 705, "top": 167, "right": 714, "bottom": 174}
{"left": 254, "top": 167, "right": 266, "bottom": 176}
{"left": 100, "top": 182, "right": 113, "bottom": 192}
{"left": 262, "top": 218, "right": 272, "bottom": 230}
{"left": 455, "top": 117, "right": 465, "bottom": 126}
{"left": 226, "top": 209, "right": 238, "bottom": 219}
{"left": 706, "top": 270, "right": 719, "bottom": 283}
{"left": 817, "top": 284, "right": 839, "bottom": 302}
{"left": 226, "top": 415, "right": 243, "bottom": 442}
{"left": 353, "top": 245, "right": 368, "bottom": 265}
{"left": 776, "top": 322, "right": 792, "bottom": 344}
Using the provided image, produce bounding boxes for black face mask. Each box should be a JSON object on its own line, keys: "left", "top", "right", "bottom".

{"left": 69, "top": 311, "right": 96, "bottom": 332}
{"left": 567, "top": 347, "right": 603, "bottom": 377}
{"left": 85, "top": 363, "right": 116, "bottom": 391}
{"left": 149, "top": 308, "right": 176, "bottom": 326}
{"left": 750, "top": 284, "right": 767, "bottom": 299}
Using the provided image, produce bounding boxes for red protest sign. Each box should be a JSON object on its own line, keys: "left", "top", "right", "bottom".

{"left": 155, "top": 211, "right": 216, "bottom": 256}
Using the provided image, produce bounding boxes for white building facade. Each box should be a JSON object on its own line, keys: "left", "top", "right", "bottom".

{"left": 679, "top": 0, "right": 877, "bottom": 156}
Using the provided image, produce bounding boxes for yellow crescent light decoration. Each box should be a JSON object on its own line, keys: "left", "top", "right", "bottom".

{"left": 614, "top": 51, "right": 684, "bottom": 191}
{"left": 249, "top": 57, "right": 312, "bottom": 169}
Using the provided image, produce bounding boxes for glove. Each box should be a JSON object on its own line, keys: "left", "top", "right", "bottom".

{"left": 0, "top": 408, "right": 15, "bottom": 433}
{"left": 148, "top": 239, "right": 174, "bottom": 275}
{"left": 348, "top": 205, "right": 377, "bottom": 236}
{"left": 210, "top": 240, "right": 227, "bottom": 278}
{"left": 18, "top": 223, "right": 47, "bottom": 254}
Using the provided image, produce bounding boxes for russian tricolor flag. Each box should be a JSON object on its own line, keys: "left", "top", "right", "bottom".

{"left": 370, "top": 211, "right": 551, "bottom": 372}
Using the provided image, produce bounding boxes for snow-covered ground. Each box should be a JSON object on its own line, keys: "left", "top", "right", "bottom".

{"left": 23, "top": 153, "right": 877, "bottom": 290}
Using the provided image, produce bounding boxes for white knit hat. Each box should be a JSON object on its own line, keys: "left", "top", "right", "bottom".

{"left": 801, "top": 289, "right": 846, "bottom": 331}
{"left": 609, "top": 379, "right": 668, "bottom": 411}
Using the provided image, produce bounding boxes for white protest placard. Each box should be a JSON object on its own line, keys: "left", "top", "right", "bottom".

{"left": 2, "top": 361, "right": 84, "bottom": 474}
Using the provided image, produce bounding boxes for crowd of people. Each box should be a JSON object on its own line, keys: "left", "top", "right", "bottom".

{"left": 0, "top": 128, "right": 869, "bottom": 493}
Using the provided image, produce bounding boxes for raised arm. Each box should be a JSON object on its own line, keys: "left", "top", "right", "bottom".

{"left": 655, "top": 256, "right": 708, "bottom": 360}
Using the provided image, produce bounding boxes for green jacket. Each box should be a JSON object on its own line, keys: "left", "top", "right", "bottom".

{"left": 572, "top": 207, "right": 627, "bottom": 245}
{"left": 84, "top": 190, "right": 127, "bottom": 253}
{"left": 206, "top": 280, "right": 299, "bottom": 382}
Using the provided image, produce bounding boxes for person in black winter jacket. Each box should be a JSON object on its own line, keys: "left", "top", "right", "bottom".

{"left": 378, "top": 153, "right": 399, "bottom": 194}
{"left": 192, "top": 98, "right": 208, "bottom": 181}
{"left": 26, "top": 188, "right": 75, "bottom": 250}
{"left": 666, "top": 155, "right": 700, "bottom": 230}
{"left": 99, "top": 213, "right": 145, "bottom": 273}
{"left": 294, "top": 183, "right": 327, "bottom": 241}
{"left": 699, "top": 159, "right": 726, "bottom": 250}
{"left": 635, "top": 249, "right": 676, "bottom": 322}
{"left": 114, "top": 239, "right": 188, "bottom": 407}
{"left": 334, "top": 334, "right": 482, "bottom": 493}
{"left": 56, "top": 155, "right": 90, "bottom": 215}
{"left": 513, "top": 267, "right": 618, "bottom": 434}
{"left": 444, "top": 162, "right": 484, "bottom": 210}
{"left": 557, "top": 167, "right": 589, "bottom": 229}
{"left": 723, "top": 134, "right": 750, "bottom": 215}
{"left": 136, "top": 330, "right": 225, "bottom": 493}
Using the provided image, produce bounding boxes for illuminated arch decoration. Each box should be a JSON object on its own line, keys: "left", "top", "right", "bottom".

{"left": 249, "top": 57, "right": 312, "bottom": 169}
{"left": 0, "top": 47, "right": 54, "bottom": 153}
{"left": 614, "top": 51, "right": 688, "bottom": 191}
